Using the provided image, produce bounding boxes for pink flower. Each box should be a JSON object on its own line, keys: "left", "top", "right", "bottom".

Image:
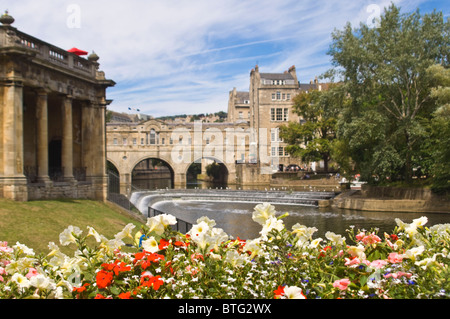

{"left": 26, "top": 268, "right": 39, "bottom": 279}
{"left": 370, "top": 259, "right": 388, "bottom": 269}
{"left": 384, "top": 272, "right": 412, "bottom": 279}
{"left": 355, "top": 232, "right": 366, "bottom": 241}
{"left": 0, "top": 242, "right": 13, "bottom": 253}
{"left": 388, "top": 252, "right": 403, "bottom": 264}
{"left": 361, "top": 233, "right": 381, "bottom": 245}
{"left": 344, "top": 257, "right": 370, "bottom": 267}
{"left": 333, "top": 278, "right": 351, "bottom": 291}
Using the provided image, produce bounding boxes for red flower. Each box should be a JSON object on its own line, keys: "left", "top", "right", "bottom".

{"left": 140, "top": 274, "right": 164, "bottom": 291}
{"left": 73, "top": 283, "right": 90, "bottom": 294}
{"left": 159, "top": 238, "right": 170, "bottom": 250}
{"left": 319, "top": 246, "right": 333, "bottom": 258}
{"left": 390, "top": 234, "right": 399, "bottom": 241}
{"left": 96, "top": 270, "right": 114, "bottom": 289}
{"left": 274, "top": 285, "right": 285, "bottom": 299}
{"left": 118, "top": 291, "right": 132, "bottom": 299}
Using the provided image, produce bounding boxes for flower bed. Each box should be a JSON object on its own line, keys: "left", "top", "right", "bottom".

{"left": 1, "top": 203, "right": 449, "bottom": 299}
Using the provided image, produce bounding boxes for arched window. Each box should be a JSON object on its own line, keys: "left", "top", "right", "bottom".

{"left": 150, "top": 129, "right": 156, "bottom": 145}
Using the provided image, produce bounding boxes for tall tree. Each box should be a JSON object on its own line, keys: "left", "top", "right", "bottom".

{"left": 328, "top": 4, "right": 449, "bottom": 183}
{"left": 279, "top": 84, "right": 344, "bottom": 173}
{"left": 427, "top": 64, "right": 450, "bottom": 193}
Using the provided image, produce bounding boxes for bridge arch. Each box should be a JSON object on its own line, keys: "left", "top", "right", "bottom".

{"left": 184, "top": 156, "right": 231, "bottom": 188}
{"left": 131, "top": 156, "right": 175, "bottom": 190}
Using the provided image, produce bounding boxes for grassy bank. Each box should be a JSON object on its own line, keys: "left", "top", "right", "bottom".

{"left": 0, "top": 199, "right": 144, "bottom": 255}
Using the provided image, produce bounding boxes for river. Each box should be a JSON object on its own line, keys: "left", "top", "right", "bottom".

{"left": 151, "top": 199, "right": 450, "bottom": 240}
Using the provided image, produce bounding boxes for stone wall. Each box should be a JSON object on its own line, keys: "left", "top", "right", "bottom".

{"left": 332, "top": 187, "right": 450, "bottom": 213}
{"left": 27, "top": 182, "right": 101, "bottom": 201}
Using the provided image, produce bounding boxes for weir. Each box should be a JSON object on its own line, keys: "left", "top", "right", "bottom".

{"left": 130, "top": 189, "right": 339, "bottom": 216}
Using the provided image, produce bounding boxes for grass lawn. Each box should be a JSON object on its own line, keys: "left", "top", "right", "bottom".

{"left": 0, "top": 198, "right": 145, "bottom": 255}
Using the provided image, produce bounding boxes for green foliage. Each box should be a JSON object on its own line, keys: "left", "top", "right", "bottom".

{"left": 205, "top": 162, "right": 222, "bottom": 179}
{"left": 279, "top": 85, "right": 344, "bottom": 172}
{"left": 328, "top": 4, "right": 449, "bottom": 185}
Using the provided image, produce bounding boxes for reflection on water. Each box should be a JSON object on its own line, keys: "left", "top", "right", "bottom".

{"left": 152, "top": 200, "right": 450, "bottom": 240}
{"left": 133, "top": 179, "right": 172, "bottom": 190}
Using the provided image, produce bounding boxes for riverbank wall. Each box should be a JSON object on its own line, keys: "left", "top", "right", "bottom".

{"left": 332, "top": 185, "right": 450, "bottom": 213}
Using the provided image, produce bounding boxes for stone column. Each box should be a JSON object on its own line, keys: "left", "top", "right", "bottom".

{"left": 1, "top": 79, "right": 28, "bottom": 201}
{"left": 61, "top": 95, "right": 75, "bottom": 182}
{"left": 36, "top": 90, "right": 51, "bottom": 184}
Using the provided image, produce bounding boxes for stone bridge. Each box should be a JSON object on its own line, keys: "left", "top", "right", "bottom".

{"left": 106, "top": 119, "right": 272, "bottom": 195}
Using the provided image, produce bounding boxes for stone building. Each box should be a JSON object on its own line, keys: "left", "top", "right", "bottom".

{"left": 228, "top": 65, "right": 328, "bottom": 174}
{"left": 0, "top": 12, "right": 115, "bottom": 201}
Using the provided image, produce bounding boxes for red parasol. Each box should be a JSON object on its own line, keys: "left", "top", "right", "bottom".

{"left": 68, "top": 47, "right": 88, "bottom": 56}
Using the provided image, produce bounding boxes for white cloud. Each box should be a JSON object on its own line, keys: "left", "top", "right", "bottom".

{"left": 3, "top": 0, "right": 441, "bottom": 116}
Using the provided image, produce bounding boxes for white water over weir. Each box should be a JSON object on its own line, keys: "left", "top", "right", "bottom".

{"left": 130, "top": 189, "right": 339, "bottom": 217}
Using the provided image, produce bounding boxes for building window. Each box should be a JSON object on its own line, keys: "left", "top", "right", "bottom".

{"left": 271, "top": 108, "right": 289, "bottom": 122}
{"left": 133, "top": 138, "right": 137, "bottom": 145}
{"left": 150, "top": 129, "right": 156, "bottom": 145}
{"left": 276, "top": 91, "right": 281, "bottom": 100}
{"left": 161, "top": 138, "right": 165, "bottom": 145}
{"left": 141, "top": 138, "right": 144, "bottom": 145}
{"left": 271, "top": 147, "right": 277, "bottom": 157}
{"left": 239, "top": 111, "right": 243, "bottom": 119}
{"left": 276, "top": 108, "right": 283, "bottom": 121}
{"left": 113, "top": 138, "right": 118, "bottom": 145}
{"left": 271, "top": 128, "right": 283, "bottom": 142}
{"left": 123, "top": 138, "right": 127, "bottom": 145}
{"left": 278, "top": 147, "right": 284, "bottom": 157}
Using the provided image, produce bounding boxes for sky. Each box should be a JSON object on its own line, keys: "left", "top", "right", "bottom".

{"left": 2, "top": 0, "right": 449, "bottom": 117}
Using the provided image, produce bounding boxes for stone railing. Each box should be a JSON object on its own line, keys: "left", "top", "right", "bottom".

{"left": 0, "top": 25, "right": 98, "bottom": 78}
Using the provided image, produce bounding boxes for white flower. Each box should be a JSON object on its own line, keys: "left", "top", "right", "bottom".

{"left": 260, "top": 216, "right": 284, "bottom": 238}
{"left": 244, "top": 239, "right": 262, "bottom": 258}
{"left": 146, "top": 217, "right": 165, "bottom": 235}
{"left": 155, "top": 214, "right": 177, "bottom": 227}
{"left": 347, "top": 244, "right": 366, "bottom": 260}
{"left": 395, "top": 217, "right": 428, "bottom": 237}
{"left": 283, "top": 286, "right": 306, "bottom": 299}
{"left": 415, "top": 254, "right": 442, "bottom": 270}
{"left": 196, "top": 216, "right": 216, "bottom": 228}
{"left": 225, "top": 250, "right": 248, "bottom": 266}
{"left": 59, "top": 226, "right": 83, "bottom": 246}
{"left": 87, "top": 226, "right": 102, "bottom": 243}
{"left": 30, "top": 274, "right": 54, "bottom": 291}
{"left": 141, "top": 236, "right": 159, "bottom": 253}
{"left": 114, "top": 223, "right": 136, "bottom": 241}
{"left": 11, "top": 273, "right": 31, "bottom": 289}
{"left": 13, "top": 243, "right": 35, "bottom": 256}
{"left": 252, "top": 203, "right": 276, "bottom": 226}
{"left": 402, "top": 246, "right": 425, "bottom": 261}
{"left": 309, "top": 238, "right": 323, "bottom": 249}
{"left": 189, "top": 221, "right": 210, "bottom": 238}
{"left": 325, "top": 231, "right": 346, "bottom": 245}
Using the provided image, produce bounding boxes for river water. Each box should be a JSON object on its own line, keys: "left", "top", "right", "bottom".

{"left": 152, "top": 200, "right": 450, "bottom": 240}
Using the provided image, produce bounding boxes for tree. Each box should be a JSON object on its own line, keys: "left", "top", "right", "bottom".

{"left": 279, "top": 84, "right": 344, "bottom": 173}
{"left": 427, "top": 64, "right": 450, "bottom": 193}
{"left": 328, "top": 4, "right": 449, "bottom": 183}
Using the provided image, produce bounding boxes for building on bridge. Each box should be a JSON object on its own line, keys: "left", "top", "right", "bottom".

{"left": 107, "top": 65, "right": 329, "bottom": 195}
{"left": 0, "top": 12, "right": 115, "bottom": 201}
{"left": 228, "top": 65, "right": 328, "bottom": 173}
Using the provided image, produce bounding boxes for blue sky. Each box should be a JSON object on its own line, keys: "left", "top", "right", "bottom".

{"left": 3, "top": 0, "right": 449, "bottom": 117}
